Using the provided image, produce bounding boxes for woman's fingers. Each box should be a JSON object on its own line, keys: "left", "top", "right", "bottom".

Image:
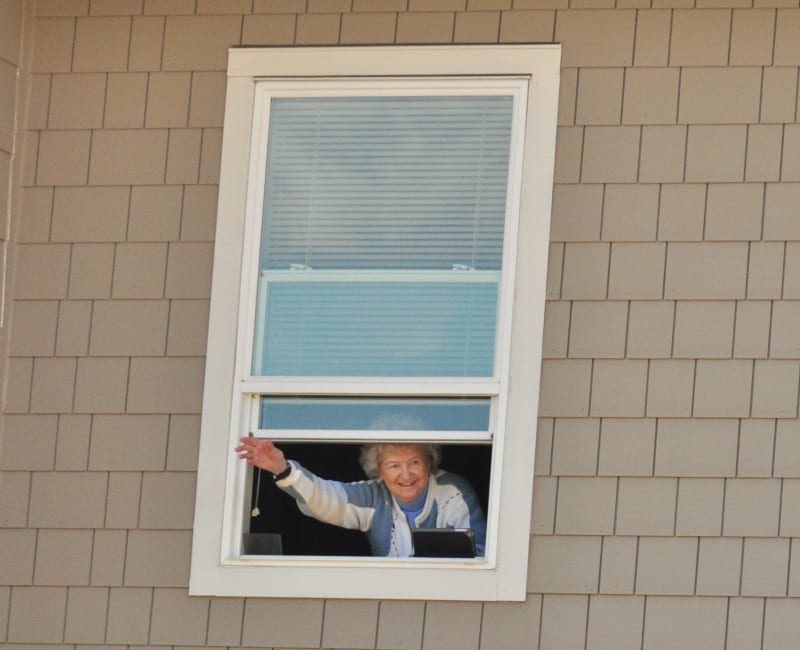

{"left": 235, "top": 439, "right": 260, "bottom": 461}
{"left": 236, "top": 438, "right": 264, "bottom": 452}
{"left": 234, "top": 438, "right": 284, "bottom": 473}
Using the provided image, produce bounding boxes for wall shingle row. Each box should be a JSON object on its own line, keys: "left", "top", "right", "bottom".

{"left": 529, "top": 535, "right": 800, "bottom": 599}
{"left": 536, "top": 417, "right": 800, "bottom": 477}
{"left": 552, "top": 184, "right": 800, "bottom": 242}
{"left": 27, "top": 10, "right": 800, "bottom": 73}
{"left": 544, "top": 300, "right": 800, "bottom": 357}
{"left": 3, "top": 583, "right": 799, "bottom": 650}
{"left": 540, "top": 359, "right": 800, "bottom": 416}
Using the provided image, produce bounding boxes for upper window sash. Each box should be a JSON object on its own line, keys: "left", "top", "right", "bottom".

{"left": 235, "top": 78, "right": 529, "bottom": 392}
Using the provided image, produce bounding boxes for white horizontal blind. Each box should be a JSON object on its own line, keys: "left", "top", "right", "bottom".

{"left": 253, "top": 94, "right": 513, "bottom": 378}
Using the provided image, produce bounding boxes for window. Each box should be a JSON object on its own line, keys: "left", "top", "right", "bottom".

{"left": 190, "top": 45, "right": 561, "bottom": 601}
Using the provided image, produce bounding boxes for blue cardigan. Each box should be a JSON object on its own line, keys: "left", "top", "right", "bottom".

{"left": 277, "top": 462, "right": 486, "bottom": 557}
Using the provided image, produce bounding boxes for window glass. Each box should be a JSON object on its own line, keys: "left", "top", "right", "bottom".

{"left": 258, "top": 396, "right": 491, "bottom": 432}
{"left": 252, "top": 95, "right": 513, "bottom": 378}
{"left": 254, "top": 277, "right": 498, "bottom": 376}
{"left": 259, "top": 96, "right": 512, "bottom": 271}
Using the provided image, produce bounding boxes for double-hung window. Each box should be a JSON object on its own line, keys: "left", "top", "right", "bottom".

{"left": 190, "top": 45, "right": 561, "bottom": 601}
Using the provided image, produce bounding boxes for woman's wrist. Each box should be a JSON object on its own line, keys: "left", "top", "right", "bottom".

{"left": 273, "top": 462, "right": 292, "bottom": 481}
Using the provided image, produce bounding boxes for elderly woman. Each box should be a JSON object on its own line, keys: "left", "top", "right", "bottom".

{"left": 235, "top": 437, "right": 486, "bottom": 557}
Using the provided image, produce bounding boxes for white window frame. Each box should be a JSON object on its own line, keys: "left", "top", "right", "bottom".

{"left": 190, "top": 45, "right": 561, "bottom": 602}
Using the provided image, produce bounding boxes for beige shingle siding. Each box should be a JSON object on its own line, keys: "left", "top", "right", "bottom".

{"left": 2, "top": 0, "right": 800, "bottom": 647}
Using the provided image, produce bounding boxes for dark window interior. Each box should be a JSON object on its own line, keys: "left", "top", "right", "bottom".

{"left": 247, "top": 442, "right": 492, "bottom": 556}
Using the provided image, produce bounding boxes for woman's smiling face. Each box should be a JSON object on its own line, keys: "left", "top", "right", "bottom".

{"left": 378, "top": 444, "right": 430, "bottom": 504}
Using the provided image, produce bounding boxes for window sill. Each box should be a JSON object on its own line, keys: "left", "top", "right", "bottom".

{"left": 190, "top": 555, "right": 525, "bottom": 601}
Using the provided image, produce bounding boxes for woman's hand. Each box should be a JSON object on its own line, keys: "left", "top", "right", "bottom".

{"left": 235, "top": 437, "right": 289, "bottom": 475}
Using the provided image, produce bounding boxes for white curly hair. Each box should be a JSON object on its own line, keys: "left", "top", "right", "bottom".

{"left": 359, "top": 442, "right": 442, "bottom": 479}
{"left": 359, "top": 412, "right": 441, "bottom": 478}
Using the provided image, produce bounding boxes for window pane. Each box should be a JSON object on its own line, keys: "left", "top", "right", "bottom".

{"left": 259, "top": 397, "right": 491, "bottom": 432}
{"left": 260, "top": 95, "right": 513, "bottom": 271}
{"left": 254, "top": 277, "right": 497, "bottom": 376}
{"left": 254, "top": 93, "right": 513, "bottom": 378}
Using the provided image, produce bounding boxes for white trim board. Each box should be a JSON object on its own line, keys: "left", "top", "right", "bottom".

{"left": 190, "top": 44, "right": 561, "bottom": 601}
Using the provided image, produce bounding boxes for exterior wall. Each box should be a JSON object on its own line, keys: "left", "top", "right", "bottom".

{"left": 0, "top": 0, "right": 798, "bottom": 648}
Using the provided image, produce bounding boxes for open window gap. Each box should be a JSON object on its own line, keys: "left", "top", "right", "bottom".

{"left": 245, "top": 441, "right": 493, "bottom": 558}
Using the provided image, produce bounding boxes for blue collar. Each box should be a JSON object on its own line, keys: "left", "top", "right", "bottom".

{"left": 397, "top": 485, "right": 429, "bottom": 513}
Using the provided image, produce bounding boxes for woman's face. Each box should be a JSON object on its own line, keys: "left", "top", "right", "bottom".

{"left": 378, "top": 444, "right": 430, "bottom": 504}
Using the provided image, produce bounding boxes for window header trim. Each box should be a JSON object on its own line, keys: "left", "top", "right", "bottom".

{"left": 227, "top": 44, "right": 562, "bottom": 79}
